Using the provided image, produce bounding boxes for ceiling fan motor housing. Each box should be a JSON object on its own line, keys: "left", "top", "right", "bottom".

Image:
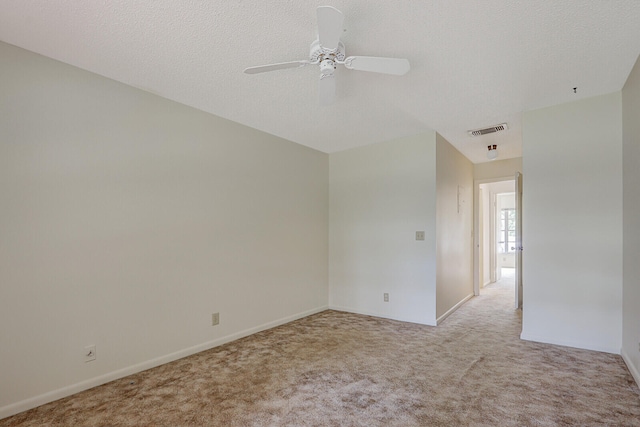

{"left": 320, "top": 59, "right": 336, "bottom": 74}
{"left": 310, "top": 39, "right": 345, "bottom": 63}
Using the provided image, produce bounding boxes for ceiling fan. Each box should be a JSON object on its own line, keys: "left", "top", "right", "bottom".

{"left": 243, "top": 6, "right": 410, "bottom": 106}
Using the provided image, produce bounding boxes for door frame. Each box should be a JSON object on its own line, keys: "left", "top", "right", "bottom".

{"left": 473, "top": 176, "right": 515, "bottom": 296}
{"left": 515, "top": 171, "right": 523, "bottom": 309}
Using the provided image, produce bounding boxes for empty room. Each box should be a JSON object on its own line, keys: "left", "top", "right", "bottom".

{"left": 1, "top": 1, "right": 640, "bottom": 425}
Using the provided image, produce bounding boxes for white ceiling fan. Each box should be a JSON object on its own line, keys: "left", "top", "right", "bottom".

{"left": 244, "top": 6, "right": 410, "bottom": 106}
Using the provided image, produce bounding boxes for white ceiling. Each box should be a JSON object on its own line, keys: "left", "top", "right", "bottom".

{"left": 1, "top": 1, "right": 639, "bottom": 163}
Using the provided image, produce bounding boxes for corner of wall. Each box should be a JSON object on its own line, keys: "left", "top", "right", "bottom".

{"left": 328, "top": 133, "right": 438, "bottom": 326}
{"left": 622, "top": 53, "right": 640, "bottom": 387}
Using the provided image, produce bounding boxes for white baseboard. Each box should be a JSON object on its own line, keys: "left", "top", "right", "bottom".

{"left": 328, "top": 305, "right": 436, "bottom": 326}
{"left": 621, "top": 347, "right": 640, "bottom": 389}
{"left": 436, "top": 293, "right": 474, "bottom": 325}
{"left": 519, "top": 331, "right": 620, "bottom": 355}
{"left": 0, "top": 305, "right": 328, "bottom": 421}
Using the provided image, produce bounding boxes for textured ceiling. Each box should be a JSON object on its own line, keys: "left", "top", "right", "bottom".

{"left": 1, "top": 1, "right": 639, "bottom": 163}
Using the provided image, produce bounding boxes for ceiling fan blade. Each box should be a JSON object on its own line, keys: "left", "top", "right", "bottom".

{"left": 318, "top": 74, "right": 336, "bottom": 106}
{"left": 343, "top": 56, "right": 410, "bottom": 76}
{"left": 317, "top": 6, "right": 344, "bottom": 51}
{"left": 244, "top": 60, "right": 310, "bottom": 74}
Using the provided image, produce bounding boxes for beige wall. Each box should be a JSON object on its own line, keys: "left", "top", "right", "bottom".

{"left": 435, "top": 134, "right": 474, "bottom": 320}
{"left": 0, "top": 42, "right": 329, "bottom": 417}
{"left": 622, "top": 55, "right": 640, "bottom": 385}
{"left": 521, "top": 92, "right": 622, "bottom": 353}
{"left": 329, "top": 133, "right": 438, "bottom": 325}
{"left": 474, "top": 157, "right": 522, "bottom": 181}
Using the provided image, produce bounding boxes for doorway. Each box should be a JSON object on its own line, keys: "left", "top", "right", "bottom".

{"left": 474, "top": 178, "right": 518, "bottom": 301}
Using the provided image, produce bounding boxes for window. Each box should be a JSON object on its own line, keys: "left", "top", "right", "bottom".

{"left": 499, "top": 208, "right": 516, "bottom": 253}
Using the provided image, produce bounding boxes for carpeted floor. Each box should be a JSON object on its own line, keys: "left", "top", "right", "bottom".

{"left": 3, "top": 275, "right": 640, "bottom": 426}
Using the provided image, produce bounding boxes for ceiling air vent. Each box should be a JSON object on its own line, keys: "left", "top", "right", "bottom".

{"left": 468, "top": 123, "right": 508, "bottom": 137}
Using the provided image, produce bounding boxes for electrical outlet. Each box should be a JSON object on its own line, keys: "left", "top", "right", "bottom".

{"left": 84, "top": 345, "right": 96, "bottom": 363}
{"left": 384, "top": 293, "right": 389, "bottom": 302}
{"left": 415, "top": 231, "right": 425, "bottom": 241}
{"left": 212, "top": 312, "right": 220, "bottom": 326}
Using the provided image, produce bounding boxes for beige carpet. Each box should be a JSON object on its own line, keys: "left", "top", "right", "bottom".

{"left": 3, "top": 278, "right": 640, "bottom": 426}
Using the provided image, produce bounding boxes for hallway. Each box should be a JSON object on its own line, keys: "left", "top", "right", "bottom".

{"left": 447, "top": 266, "right": 519, "bottom": 336}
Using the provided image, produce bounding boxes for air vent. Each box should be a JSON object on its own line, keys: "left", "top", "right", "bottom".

{"left": 468, "top": 123, "right": 508, "bottom": 137}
